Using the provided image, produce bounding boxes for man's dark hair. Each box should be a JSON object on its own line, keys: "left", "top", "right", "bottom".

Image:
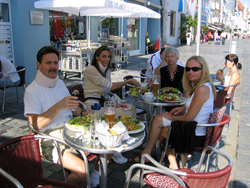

{"left": 37, "top": 46, "right": 59, "bottom": 63}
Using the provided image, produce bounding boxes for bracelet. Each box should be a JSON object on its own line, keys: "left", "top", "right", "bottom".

{"left": 80, "top": 110, "right": 86, "bottom": 116}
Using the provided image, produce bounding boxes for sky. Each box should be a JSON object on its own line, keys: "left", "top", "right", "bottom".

{"left": 240, "top": 0, "right": 250, "bottom": 7}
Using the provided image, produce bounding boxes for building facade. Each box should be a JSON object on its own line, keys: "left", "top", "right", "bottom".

{"left": 0, "top": 0, "right": 161, "bottom": 83}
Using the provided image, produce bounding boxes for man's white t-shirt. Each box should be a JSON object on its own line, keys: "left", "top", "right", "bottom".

{"left": 24, "top": 79, "right": 72, "bottom": 132}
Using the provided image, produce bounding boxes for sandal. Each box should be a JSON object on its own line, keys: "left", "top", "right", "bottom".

{"left": 128, "top": 155, "right": 151, "bottom": 164}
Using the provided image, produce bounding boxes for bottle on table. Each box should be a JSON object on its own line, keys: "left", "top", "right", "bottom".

{"left": 91, "top": 103, "right": 101, "bottom": 141}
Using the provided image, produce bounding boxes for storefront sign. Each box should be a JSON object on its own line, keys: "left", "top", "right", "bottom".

{"left": 30, "top": 11, "right": 43, "bottom": 25}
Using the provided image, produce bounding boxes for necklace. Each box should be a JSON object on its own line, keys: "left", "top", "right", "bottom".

{"left": 166, "top": 66, "right": 177, "bottom": 81}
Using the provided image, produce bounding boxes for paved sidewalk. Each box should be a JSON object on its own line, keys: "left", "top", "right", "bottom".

{"left": 0, "top": 38, "right": 249, "bottom": 187}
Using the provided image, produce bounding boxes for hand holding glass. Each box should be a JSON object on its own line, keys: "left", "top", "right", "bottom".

{"left": 104, "top": 101, "right": 116, "bottom": 128}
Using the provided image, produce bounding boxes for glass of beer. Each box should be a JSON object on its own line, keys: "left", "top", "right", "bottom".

{"left": 104, "top": 101, "right": 116, "bottom": 128}
{"left": 153, "top": 75, "right": 160, "bottom": 97}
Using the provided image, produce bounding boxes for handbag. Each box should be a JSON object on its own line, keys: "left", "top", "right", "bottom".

{"left": 84, "top": 95, "right": 106, "bottom": 107}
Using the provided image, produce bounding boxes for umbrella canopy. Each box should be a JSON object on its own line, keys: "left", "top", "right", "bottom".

{"left": 80, "top": 1, "right": 160, "bottom": 18}
{"left": 34, "top": 0, "right": 107, "bottom": 15}
{"left": 34, "top": 0, "right": 160, "bottom": 18}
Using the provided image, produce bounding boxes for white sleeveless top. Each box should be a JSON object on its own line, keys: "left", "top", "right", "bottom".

{"left": 224, "top": 73, "right": 231, "bottom": 85}
{"left": 185, "top": 83, "right": 214, "bottom": 136}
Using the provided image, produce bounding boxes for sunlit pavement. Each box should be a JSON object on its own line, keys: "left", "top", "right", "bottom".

{"left": 0, "top": 38, "right": 249, "bottom": 187}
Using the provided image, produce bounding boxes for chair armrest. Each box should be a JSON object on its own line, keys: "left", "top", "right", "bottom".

{"left": 0, "top": 168, "right": 23, "bottom": 188}
{"left": 108, "top": 91, "right": 119, "bottom": 103}
{"left": 5, "top": 68, "right": 25, "bottom": 77}
{"left": 141, "top": 154, "right": 186, "bottom": 176}
{"left": 78, "top": 100, "right": 87, "bottom": 111}
{"left": 34, "top": 134, "right": 91, "bottom": 188}
{"left": 196, "top": 146, "right": 233, "bottom": 172}
{"left": 124, "top": 163, "right": 186, "bottom": 188}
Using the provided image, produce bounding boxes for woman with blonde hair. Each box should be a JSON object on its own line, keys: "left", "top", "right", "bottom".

{"left": 129, "top": 56, "right": 216, "bottom": 169}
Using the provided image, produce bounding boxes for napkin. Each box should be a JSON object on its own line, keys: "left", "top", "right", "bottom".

{"left": 95, "top": 120, "right": 138, "bottom": 151}
{"left": 96, "top": 120, "right": 128, "bottom": 138}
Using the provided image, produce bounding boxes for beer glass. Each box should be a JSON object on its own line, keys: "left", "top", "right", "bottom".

{"left": 104, "top": 101, "right": 116, "bottom": 128}
{"left": 153, "top": 75, "right": 160, "bottom": 97}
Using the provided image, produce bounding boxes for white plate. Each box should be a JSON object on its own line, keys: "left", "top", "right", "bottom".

{"left": 125, "top": 91, "right": 138, "bottom": 97}
{"left": 65, "top": 122, "right": 90, "bottom": 132}
{"left": 157, "top": 97, "right": 186, "bottom": 103}
{"left": 128, "top": 122, "right": 145, "bottom": 134}
{"left": 141, "top": 95, "right": 156, "bottom": 102}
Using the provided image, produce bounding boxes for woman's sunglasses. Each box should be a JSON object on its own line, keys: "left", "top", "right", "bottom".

{"left": 185, "top": 67, "right": 202, "bottom": 72}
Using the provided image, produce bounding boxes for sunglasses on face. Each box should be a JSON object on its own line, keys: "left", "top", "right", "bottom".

{"left": 185, "top": 67, "right": 202, "bottom": 72}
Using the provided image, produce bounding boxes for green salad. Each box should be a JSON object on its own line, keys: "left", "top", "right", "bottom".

{"left": 67, "top": 114, "right": 92, "bottom": 131}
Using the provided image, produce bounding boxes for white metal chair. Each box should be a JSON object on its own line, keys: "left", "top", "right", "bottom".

{"left": 0, "top": 66, "right": 26, "bottom": 112}
{"left": 127, "top": 146, "right": 232, "bottom": 188}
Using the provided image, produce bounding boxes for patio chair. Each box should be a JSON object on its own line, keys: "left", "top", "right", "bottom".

{"left": 225, "top": 82, "right": 240, "bottom": 129}
{"left": 0, "top": 66, "right": 26, "bottom": 112}
{"left": 213, "top": 87, "right": 229, "bottom": 109}
{"left": 124, "top": 162, "right": 187, "bottom": 188}
{"left": 159, "top": 107, "right": 229, "bottom": 172}
{"left": 0, "top": 135, "right": 89, "bottom": 188}
{"left": 128, "top": 146, "right": 232, "bottom": 188}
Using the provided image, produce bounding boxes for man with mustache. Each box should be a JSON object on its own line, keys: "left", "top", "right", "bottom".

{"left": 24, "top": 46, "right": 94, "bottom": 185}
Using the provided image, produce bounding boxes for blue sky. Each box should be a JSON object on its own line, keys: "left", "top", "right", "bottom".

{"left": 240, "top": 0, "right": 249, "bottom": 7}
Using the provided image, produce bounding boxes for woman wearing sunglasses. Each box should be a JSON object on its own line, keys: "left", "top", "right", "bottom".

{"left": 129, "top": 56, "right": 216, "bottom": 169}
{"left": 216, "top": 54, "right": 241, "bottom": 96}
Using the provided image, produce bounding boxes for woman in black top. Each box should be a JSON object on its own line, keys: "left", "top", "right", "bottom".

{"left": 150, "top": 46, "right": 185, "bottom": 93}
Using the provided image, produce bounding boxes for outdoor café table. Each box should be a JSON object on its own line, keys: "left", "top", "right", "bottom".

{"left": 127, "top": 93, "right": 186, "bottom": 136}
{"left": 63, "top": 127, "right": 145, "bottom": 188}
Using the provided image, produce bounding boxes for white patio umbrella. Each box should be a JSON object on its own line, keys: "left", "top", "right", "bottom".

{"left": 34, "top": 0, "right": 107, "bottom": 15}
{"left": 34, "top": 0, "right": 160, "bottom": 44}
{"left": 80, "top": 0, "right": 160, "bottom": 18}
{"left": 79, "top": 0, "right": 160, "bottom": 43}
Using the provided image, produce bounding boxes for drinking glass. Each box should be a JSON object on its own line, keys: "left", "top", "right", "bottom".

{"left": 153, "top": 75, "right": 160, "bottom": 97}
{"left": 104, "top": 101, "right": 116, "bottom": 128}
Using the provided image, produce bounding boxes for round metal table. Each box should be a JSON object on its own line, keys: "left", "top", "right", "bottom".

{"left": 63, "top": 128, "right": 145, "bottom": 188}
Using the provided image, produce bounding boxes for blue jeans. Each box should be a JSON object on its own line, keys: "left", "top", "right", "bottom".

{"left": 0, "top": 77, "right": 20, "bottom": 88}
{"left": 222, "top": 37, "right": 225, "bottom": 45}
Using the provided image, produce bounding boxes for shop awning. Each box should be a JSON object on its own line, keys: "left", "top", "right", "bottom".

{"left": 34, "top": 0, "right": 160, "bottom": 18}
{"left": 208, "top": 24, "right": 228, "bottom": 31}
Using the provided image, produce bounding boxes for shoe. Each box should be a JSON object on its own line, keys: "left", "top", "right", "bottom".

{"left": 112, "top": 153, "right": 128, "bottom": 164}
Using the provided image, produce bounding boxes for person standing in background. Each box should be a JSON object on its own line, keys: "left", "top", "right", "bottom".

{"left": 0, "top": 55, "right": 20, "bottom": 88}
{"left": 186, "top": 30, "right": 191, "bottom": 47}
{"left": 221, "top": 31, "right": 226, "bottom": 45}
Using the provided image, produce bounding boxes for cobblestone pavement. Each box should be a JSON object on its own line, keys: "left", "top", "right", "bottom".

{"left": 0, "top": 38, "right": 249, "bottom": 187}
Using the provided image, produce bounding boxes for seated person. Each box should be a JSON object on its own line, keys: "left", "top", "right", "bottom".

{"left": 216, "top": 54, "right": 241, "bottom": 96}
{"left": 146, "top": 44, "right": 183, "bottom": 77}
{"left": 130, "top": 56, "right": 216, "bottom": 169}
{"left": 24, "top": 46, "right": 94, "bottom": 185}
{"left": 147, "top": 46, "right": 186, "bottom": 113}
{"left": 148, "top": 46, "right": 185, "bottom": 93}
{"left": 0, "top": 55, "right": 20, "bottom": 88}
{"left": 83, "top": 45, "right": 140, "bottom": 166}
